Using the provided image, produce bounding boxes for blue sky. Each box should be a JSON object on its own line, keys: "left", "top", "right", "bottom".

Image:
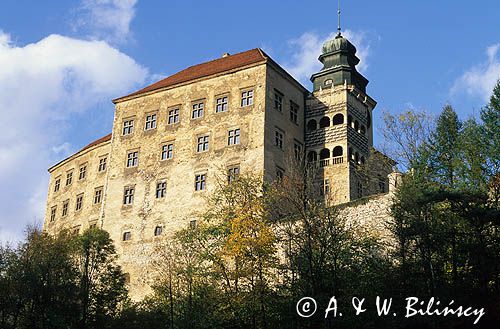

{"left": 1, "top": 0, "right": 499, "bottom": 243}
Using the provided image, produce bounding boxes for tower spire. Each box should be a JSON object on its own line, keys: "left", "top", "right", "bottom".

{"left": 337, "top": 0, "right": 341, "bottom": 36}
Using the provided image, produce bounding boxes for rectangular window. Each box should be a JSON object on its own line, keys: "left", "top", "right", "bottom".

{"left": 123, "top": 187, "right": 134, "bottom": 205}
{"left": 168, "top": 109, "right": 180, "bottom": 124}
{"left": 123, "top": 119, "right": 134, "bottom": 135}
{"left": 190, "top": 220, "right": 197, "bottom": 229}
{"left": 195, "top": 174, "right": 206, "bottom": 191}
{"left": 290, "top": 101, "right": 299, "bottom": 124}
{"left": 357, "top": 182, "right": 363, "bottom": 198}
{"left": 66, "top": 171, "right": 73, "bottom": 186}
{"left": 126, "top": 151, "right": 138, "bottom": 167}
{"left": 156, "top": 181, "right": 166, "bottom": 198}
{"left": 241, "top": 90, "right": 254, "bottom": 107}
{"left": 275, "top": 129, "right": 284, "bottom": 150}
{"left": 161, "top": 143, "right": 173, "bottom": 160}
{"left": 228, "top": 129, "right": 240, "bottom": 145}
{"left": 294, "top": 141, "right": 303, "bottom": 160}
{"left": 191, "top": 102, "right": 204, "bottom": 119}
{"left": 62, "top": 200, "right": 69, "bottom": 217}
{"left": 274, "top": 90, "right": 283, "bottom": 112}
{"left": 145, "top": 113, "right": 157, "bottom": 130}
{"left": 54, "top": 177, "right": 61, "bottom": 192}
{"left": 322, "top": 179, "right": 330, "bottom": 195}
{"left": 79, "top": 165, "right": 87, "bottom": 180}
{"left": 94, "top": 187, "right": 103, "bottom": 204}
{"left": 50, "top": 206, "right": 57, "bottom": 222}
{"left": 228, "top": 166, "right": 240, "bottom": 183}
{"left": 75, "top": 194, "right": 83, "bottom": 211}
{"left": 216, "top": 96, "right": 228, "bottom": 113}
{"left": 98, "top": 157, "right": 107, "bottom": 172}
{"left": 122, "top": 231, "right": 131, "bottom": 241}
{"left": 154, "top": 226, "right": 163, "bottom": 236}
{"left": 197, "top": 136, "right": 209, "bottom": 152}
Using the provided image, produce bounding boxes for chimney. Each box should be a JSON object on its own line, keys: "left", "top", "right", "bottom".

{"left": 222, "top": 52, "right": 230, "bottom": 58}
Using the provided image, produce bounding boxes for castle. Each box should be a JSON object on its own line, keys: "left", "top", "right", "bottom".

{"left": 43, "top": 32, "right": 396, "bottom": 299}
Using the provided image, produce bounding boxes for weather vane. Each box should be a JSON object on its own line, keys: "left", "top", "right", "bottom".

{"left": 337, "top": 0, "right": 342, "bottom": 36}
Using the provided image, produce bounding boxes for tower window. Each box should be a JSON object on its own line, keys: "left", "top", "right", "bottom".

{"left": 228, "top": 166, "right": 240, "bottom": 183}
{"left": 290, "top": 101, "right": 299, "bottom": 124}
{"left": 197, "top": 136, "right": 209, "bottom": 152}
{"left": 357, "top": 181, "right": 363, "bottom": 198}
{"left": 216, "top": 96, "right": 228, "bottom": 113}
{"left": 228, "top": 129, "right": 240, "bottom": 145}
{"left": 156, "top": 181, "right": 166, "bottom": 198}
{"left": 360, "top": 125, "right": 366, "bottom": 135}
{"left": 161, "top": 144, "right": 173, "bottom": 160}
{"left": 275, "top": 129, "right": 284, "bottom": 150}
{"left": 332, "top": 113, "right": 344, "bottom": 125}
{"left": 123, "top": 187, "right": 134, "bottom": 205}
{"left": 79, "top": 165, "right": 87, "bottom": 180}
{"left": 50, "top": 206, "right": 57, "bottom": 222}
{"left": 294, "top": 141, "right": 303, "bottom": 161}
{"left": 192, "top": 102, "right": 204, "bottom": 119}
{"left": 98, "top": 157, "right": 107, "bottom": 172}
{"left": 195, "top": 174, "right": 206, "bottom": 191}
{"left": 319, "top": 116, "right": 330, "bottom": 128}
{"left": 154, "top": 226, "right": 163, "bottom": 236}
{"left": 66, "top": 171, "right": 73, "bottom": 186}
{"left": 347, "top": 115, "right": 353, "bottom": 127}
{"left": 126, "top": 151, "right": 139, "bottom": 167}
{"left": 307, "top": 151, "right": 317, "bottom": 163}
{"left": 168, "top": 109, "right": 180, "bottom": 124}
{"left": 75, "top": 194, "right": 83, "bottom": 211}
{"left": 241, "top": 90, "right": 254, "bottom": 107}
{"left": 354, "top": 120, "right": 360, "bottom": 132}
{"left": 145, "top": 113, "right": 157, "bottom": 130}
{"left": 94, "top": 187, "right": 103, "bottom": 204}
{"left": 332, "top": 146, "right": 343, "bottom": 157}
{"left": 62, "top": 200, "right": 69, "bottom": 217}
{"left": 189, "top": 220, "right": 197, "bottom": 229}
{"left": 274, "top": 90, "right": 283, "bottom": 112}
{"left": 123, "top": 119, "right": 134, "bottom": 135}
{"left": 307, "top": 119, "right": 317, "bottom": 131}
{"left": 122, "top": 231, "right": 131, "bottom": 241}
{"left": 319, "top": 148, "right": 330, "bottom": 160}
{"left": 54, "top": 177, "right": 61, "bottom": 192}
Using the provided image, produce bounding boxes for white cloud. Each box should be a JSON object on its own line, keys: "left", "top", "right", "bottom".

{"left": 0, "top": 31, "right": 147, "bottom": 243}
{"left": 451, "top": 43, "right": 500, "bottom": 102}
{"left": 73, "top": 0, "right": 138, "bottom": 44}
{"left": 284, "top": 30, "right": 374, "bottom": 86}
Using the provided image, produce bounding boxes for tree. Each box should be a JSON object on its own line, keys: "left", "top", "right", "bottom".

{"left": 75, "top": 228, "right": 127, "bottom": 329}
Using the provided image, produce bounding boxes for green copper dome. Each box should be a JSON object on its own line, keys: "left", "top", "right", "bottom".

{"left": 310, "top": 33, "right": 368, "bottom": 92}
{"left": 321, "top": 34, "right": 357, "bottom": 55}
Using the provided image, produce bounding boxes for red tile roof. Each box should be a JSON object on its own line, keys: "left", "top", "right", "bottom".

{"left": 80, "top": 133, "right": 112, "bottom": 152}
{"left": 48, "top": 133, "right": 112, "bottom": 172}
{"left": 113, "top": 48, "right": 269, "bottom": 102}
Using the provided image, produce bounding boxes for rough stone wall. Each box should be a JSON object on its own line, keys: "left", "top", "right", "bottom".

{"left": 44, "top": 141, "right": 110, "bottom": 235}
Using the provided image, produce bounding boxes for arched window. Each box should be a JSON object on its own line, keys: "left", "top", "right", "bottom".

{"left": 307, "top": 151, "right": 317, "bottom": 162}
{"left": 347, "top": 115, "right": 353, "bottom": 127}
{"left": 360, "top": 125, "right": 366, "bottom": 135}
{"left": 307, "top": 119, "right": 317, "bottom": 131}
{"left": 355, "top": 152, "right": 359, "bottom": 164}
{"left": 319, "top": 148, "right": 330, "bottom": 160}
{"left": 360, "top": 156, "right": 366, "bottom": 164}
{"left": 332, "top": 146, "right": 343, "bottom": 157}
{"left": 332, "top": 113, "right": 344, "bottom": 125}
{"left": 354, "top": 120, "right": 359, "bottom": 132}
{"left": 348, "top": 147, "right": 353, "bottom": 160}
{"left": 319, "top": 116, "right": 330, "bottom": 128}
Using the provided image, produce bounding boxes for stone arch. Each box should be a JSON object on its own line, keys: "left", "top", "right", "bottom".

{"left": 307, "top": 119, "right": 317, "bottom": 131}
{"left": 319, "top": 116, "right": 330, "bottom": 128}
{"left": 332, "top": 113, "right": 344, "bottom": 125}
{"left": 348, "top": 147, "right": 353, "bottom": 160}
{"left": 319, "top": 148, "right": 330, "bottom": 160}
{"left": 355, "top": 151, "right": 360, "bottom": 164}
{"left": 332, "top": 146, "right": 343, "bottom": 157}
{"left": 307, "top": 151, "right": 317, "bottom": 162}
{"left": 354, "top": 120, "right": 360, "bottom": 132}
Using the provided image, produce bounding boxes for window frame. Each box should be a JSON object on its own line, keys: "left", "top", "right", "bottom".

{"left": 126, "top": 150, "right": 139, "bottom": 168}
{"left": 240, "top": 89, "right": 254, "bottom": 107}
{"left": 290, "top": 101, "right": 299, "bottom": 124}
{"left": 161, "top": 143, "right": 174, "bottom": 160}
{"left": 274, "top": 89, "right": 283, "bottom": 112}
{"left": 144, "top": 112, "right": 158, "bottom": 131}
{"left": 167, "top": 108, "right": 180, "bottom": 125}
{"left": 196, "top": 135, "right": 209, "bottom": 153}
{"left": 65, "top": 170, "right": 73, "bottom": 186}
{"left": 194, "top": 173, "right": 206, "bottom": 191}
{"left": 98, "top": 156, "right": 107, "bottom": 172}
{"left": 94, "top": 187, "right": 103, "bottom": 204}
{"left": 215, "top": 95, "right": 229, "bottom": 113}
{"left": 122, "top": 118, "right": 134, "bottom": 135}
{"left": 123, "top": 186, "right": 135, "bottom": 205}
{"left": 75, "top": 193, "right": 84, "bottom": 211}
{"left": 156, "top": 181, "right": 167, "bottom": 199}
{"left": 274, "top": 128, "right": 284, "bottom": 150}
{"left": 228, "top": 128, "right": 240, "bottom": 146}
{"left": 78, "top": 164, "right": 87, "bottom": 180}
{"left": 191, "top": 101, "right": 205, "bottom": 119}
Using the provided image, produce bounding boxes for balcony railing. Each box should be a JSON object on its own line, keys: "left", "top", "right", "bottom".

{"left": 309, "top": 156, "right": 344, "bottom": 168}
